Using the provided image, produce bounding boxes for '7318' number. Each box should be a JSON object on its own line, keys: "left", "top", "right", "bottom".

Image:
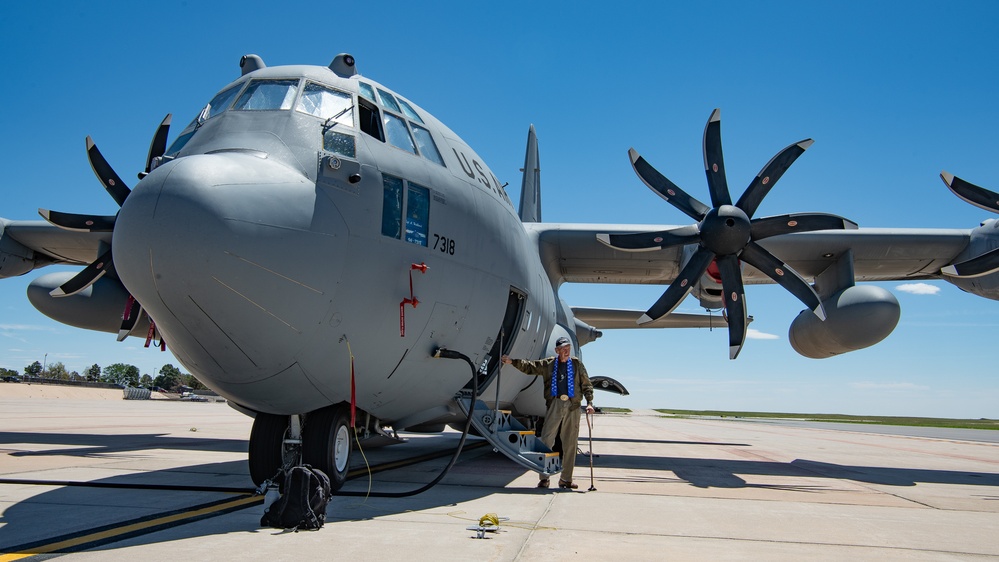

{"left": 433, "top": 234, "right": 455, "bottom": 255}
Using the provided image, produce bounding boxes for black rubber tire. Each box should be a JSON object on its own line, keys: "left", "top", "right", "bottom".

{"left": 248, "top": 412, "right": 288, "bottom": 486}
{"left": 302, "top": 404, "right": 352, "bottom": 491}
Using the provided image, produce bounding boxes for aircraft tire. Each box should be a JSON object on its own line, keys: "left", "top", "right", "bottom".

{"left": 248, "top": 412, "right": 289, "bottom": 486}
{"left": 302, "top": 404, "right": 351, "bottom": 491}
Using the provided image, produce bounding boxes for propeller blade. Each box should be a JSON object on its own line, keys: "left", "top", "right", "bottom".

{"left": 597, "top": 225, "right": 700, "bottom": 252}
{"left": 702, "top": 108, "right": 732, "bottom": 208}
{"left": 629, "top": 148, "right": 710, "bottom": 221}
{"left": 940, "top": 172, "right": 999, "bottom": 214}
{"left": 716, "top": 255, "right": 747, "bottom": 360}
{"left": 38, "top": 209, "right": 116, "bottom": 232}
{"left": 145, "top": 114, "right": 172, "bottom": 174}
{"left": 638, "top": 247, "right": 715, "bottom": 324}
{"left": 740, "top": 241, "right": 825, "bottom": 320}
{"left": 750, "top": 213, "right": 858, "bottom": 241}
{"left": 118, "top": 295, "right": 144, "bottom": 341}
{"left": 736, "top": 139, "right": 814, "bottom": 218}
{"left": 50, "top": 249, "right": 115, "bottom": 297}
{"left": 941, "top": 247, "right": 999, "bottom": 278}
{"left": 86, "top": 136, "right": 131, "bottom": 207}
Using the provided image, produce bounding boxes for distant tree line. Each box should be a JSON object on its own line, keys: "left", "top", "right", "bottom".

{"left": 4, "top": 361, "right": 205, "bottom": 391}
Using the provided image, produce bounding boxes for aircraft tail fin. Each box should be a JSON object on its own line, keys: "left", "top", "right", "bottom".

{"left": 518, "top": 125, "right": 541, "bottom": 222}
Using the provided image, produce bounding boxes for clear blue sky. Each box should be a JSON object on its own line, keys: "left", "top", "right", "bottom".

{"left": 2, "top": 2, "right": 997, "bottom": 417}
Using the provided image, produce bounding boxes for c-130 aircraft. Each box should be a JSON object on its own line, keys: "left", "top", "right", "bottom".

{"left": 1, "top": 53, "right": 996, "bottom": 491}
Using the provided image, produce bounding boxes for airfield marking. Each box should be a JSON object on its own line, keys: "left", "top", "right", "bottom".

{"left": 0, "top": 494, "right": 262, "bottom": 561}
{"left": 0, "top": 439, "right": 490, "bottom": 558}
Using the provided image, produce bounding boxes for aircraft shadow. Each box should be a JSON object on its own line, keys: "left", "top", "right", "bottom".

{"left": 588, "top": 453, "right": 999, "bottom": 489}
{"left": 0, "top": 437, "right": 519, "bottom": 554}
{"left": 3, "top": 433, "right": 997, "bottom": 554}
{"left": 0, "top": 431, "right": 248, "bottom": 457}
{"left": 589, "top": 436, "right": 751, "bottom": 447}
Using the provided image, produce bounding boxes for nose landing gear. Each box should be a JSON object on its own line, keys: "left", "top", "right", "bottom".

{"left": 248, "top": 404, "right": 352, "bottom": 491}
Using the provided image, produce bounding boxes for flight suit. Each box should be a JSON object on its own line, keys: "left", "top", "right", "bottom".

{"left": 509, "top": 356, "right": 594, "bottom": 485}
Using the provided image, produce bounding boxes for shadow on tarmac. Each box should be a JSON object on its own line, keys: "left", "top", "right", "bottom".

{"left": 3, "top": 429, "right": 999, "bottom": 554}
{"left": 587, "top": 452, "right": 999, "bottom": 488}
{"left": 0, "top": 431, "right": 248, "bottom": 457}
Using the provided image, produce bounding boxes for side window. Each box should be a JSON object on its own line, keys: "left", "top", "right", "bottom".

{"left": 358, "top": 98, "right": 384, "bottom": 142}
{"left": 397, "top": 99, "right": 424, "bottom": 124}
{"left": 381, "top": 176, "right": 404, "bottom": 239}
{"left": 406, "top": 184, "right": 430, "bottom": 247}
{"left": 323, "top": 131, "right": 356, "bottom": 158}
{"left": 233, "top": 79, "right": 300, "bottom": 111}
{"left": 376, "top": 88, "right": 403, "bottom": 113}
{"left": 358, "top": 82, "right": 377, "bottom": 103}
{"left": 411, "top": 124, "right": 445, "bottom": 166}
{"left": 383, "top": 113, "right": 416, "bottom": 154}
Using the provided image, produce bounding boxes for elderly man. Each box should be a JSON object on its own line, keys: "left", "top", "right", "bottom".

{"left": 502, "top": 337, "right": 595, "bottom": 489}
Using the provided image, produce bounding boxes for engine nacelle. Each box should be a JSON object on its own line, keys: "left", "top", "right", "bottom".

{"left": 27, "top": 272, "right": 150, "bottom": 336}
{"left": 788, "top": 285, "right": 900, "bottom": 359}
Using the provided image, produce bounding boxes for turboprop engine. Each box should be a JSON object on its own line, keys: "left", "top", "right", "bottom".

{"left": 788, "top": 285, "right": 900, "bottom": 358}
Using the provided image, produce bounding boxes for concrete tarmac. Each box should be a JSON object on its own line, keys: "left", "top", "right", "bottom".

{"left": 1, "top": 390, "right": 997, "bottom": 560}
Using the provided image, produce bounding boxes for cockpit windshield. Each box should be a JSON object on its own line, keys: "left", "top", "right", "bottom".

{"left": 233, "top": 79, "right": 299, "bottom": 111}
{"left": 296, "top": 82, "right": 353, "bottom": 127}
{"left": 207, "top": 83, "right": 242, "bottom": 119}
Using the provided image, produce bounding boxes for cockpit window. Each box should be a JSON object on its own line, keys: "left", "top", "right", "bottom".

{"left": 296, "top": 82, "right": 353, "bottom": 126}
{"left": 410, "top": 124, "right": 444, "bottom": 166}
{"left": 358, "top": 82, "right": 377, "bottom": 103}
{"left": 207, "top": 83, "right": 243, "bottom": 120}
{"left": 376, "top": 89, "right": 402, "bottom": 114}
{"left": 233, "top": 79, "right": 300, "bottom": 111}
{"left": 397, "top": 99, "right": 424, "bottom": 124}
{"left": 383, "top": 113, "right": 416, "bottom": 154}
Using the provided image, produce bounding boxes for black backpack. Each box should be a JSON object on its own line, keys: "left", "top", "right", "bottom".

{"left": 260, "top": 465, "right": 331, "bottom": 531}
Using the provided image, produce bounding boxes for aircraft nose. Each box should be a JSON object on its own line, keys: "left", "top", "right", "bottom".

{"left": 113, "top": 152, "right": 348, "bottom": 381}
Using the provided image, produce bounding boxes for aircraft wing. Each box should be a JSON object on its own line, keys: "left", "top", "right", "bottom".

{"left": 0, "top": 218, "right": 107, "bottom": 277}
{"left": 527, "top": 223, "right": 971, "bottom": 286}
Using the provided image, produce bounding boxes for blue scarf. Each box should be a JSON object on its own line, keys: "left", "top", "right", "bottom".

{"left": 551, "top": 357, "right": 574, "bottom": 398}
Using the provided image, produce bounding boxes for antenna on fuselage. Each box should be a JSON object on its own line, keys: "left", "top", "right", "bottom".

{"left": 329, "top": 53, "right": 357, "bottom": 78}
{"left": 518, "top": 125, "right": 542, "bottom": 222}
{"left": 240, "top": 54, "right": 265, "bottom": 76}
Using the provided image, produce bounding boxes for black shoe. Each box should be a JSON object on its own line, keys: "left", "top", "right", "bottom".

{"left": 537, "top": 478, "right": 550, "bottom": 489}
{"left": 558, "top": 479, "right": 578, "bottom": 489}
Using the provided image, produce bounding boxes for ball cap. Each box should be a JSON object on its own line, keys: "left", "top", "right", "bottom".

{"left": 555, "top": 337, "right": 571, "bottom": 348}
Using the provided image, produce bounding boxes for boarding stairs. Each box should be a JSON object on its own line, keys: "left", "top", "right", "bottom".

{"left": 454, "top": 389, "right": 561, "bottom": 477}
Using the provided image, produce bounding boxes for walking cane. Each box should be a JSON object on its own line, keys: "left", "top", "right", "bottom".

{"left": 586, "top": 410, "right": 596, "bottom": 491}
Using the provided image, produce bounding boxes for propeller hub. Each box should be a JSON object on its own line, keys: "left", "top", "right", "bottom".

{"left": 699, "top": 205, "right": 751, "bottom": 255}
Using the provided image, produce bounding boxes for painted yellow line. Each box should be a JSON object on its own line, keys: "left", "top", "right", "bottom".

{"left": 0, "top": 494, "right": 262, "bottom": 561}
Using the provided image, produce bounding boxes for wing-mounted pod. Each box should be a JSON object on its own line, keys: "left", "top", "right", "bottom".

{"left": 788, "top": 249, "right": 900, "bottom": 358}
{"left": 27, "top": 272, "right": 151, "bottom": 336}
